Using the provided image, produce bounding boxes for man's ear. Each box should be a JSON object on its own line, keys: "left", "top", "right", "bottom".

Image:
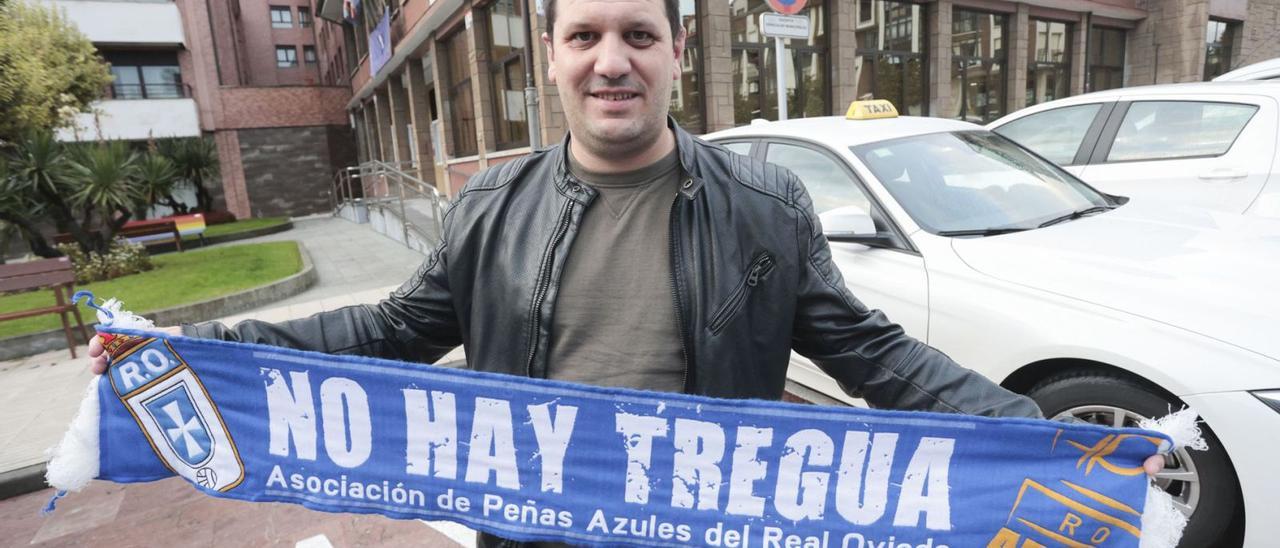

{"left": 542, "top": 32, "right": 557, "bottom": 84}
{"left": 671, "top": 28, "right": 686, "bottom": 80}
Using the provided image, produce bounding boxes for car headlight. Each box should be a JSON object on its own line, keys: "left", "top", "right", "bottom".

{"left": 1252, "top": 390, "right": 1280, "bottom": 414}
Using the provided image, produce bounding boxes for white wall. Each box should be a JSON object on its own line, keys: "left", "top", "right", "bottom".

{"left": 46, "top": 0, "right": 184, "bottom": 46}
{"left": 57, "top": 98, "right": 201, "bottom": 142}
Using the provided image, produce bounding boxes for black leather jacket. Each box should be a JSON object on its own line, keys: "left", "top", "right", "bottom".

{"left": 189, "top": 122, "right": 1041, "bottom": 417}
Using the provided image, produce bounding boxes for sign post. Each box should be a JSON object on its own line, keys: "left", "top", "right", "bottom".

{"left": 761, "top": 0, "right": 809, "bottom": 121}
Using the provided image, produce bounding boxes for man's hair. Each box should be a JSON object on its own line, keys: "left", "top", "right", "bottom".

{"left": 544, "top": 0, "right": 683, "bottom": 42}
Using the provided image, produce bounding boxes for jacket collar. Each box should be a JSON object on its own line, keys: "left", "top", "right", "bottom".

{"left": 552, "top": 116, "right": 704, "bottom": 200}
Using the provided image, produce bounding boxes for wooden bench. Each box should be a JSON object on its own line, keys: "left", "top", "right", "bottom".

{"left": 55, "top": 218, "right": 183, "bottom": 252}
{"left": 0, "top": 258, "right": 91, "bottom": 358}
{"left": 167, "top": 213, "right": 208, "bottom": 246}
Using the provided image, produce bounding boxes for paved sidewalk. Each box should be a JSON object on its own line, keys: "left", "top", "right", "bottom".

{"left": 0, "top": 215, "right": 472, "bottom": 546}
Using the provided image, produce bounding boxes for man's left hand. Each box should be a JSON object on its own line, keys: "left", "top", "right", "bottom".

{"left": 1144, "top": 455, "right": 1164, "bottom": 477}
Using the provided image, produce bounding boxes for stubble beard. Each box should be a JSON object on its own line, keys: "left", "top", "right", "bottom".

{"left": 566, "top": 81, "right": 672, "bottom": 162}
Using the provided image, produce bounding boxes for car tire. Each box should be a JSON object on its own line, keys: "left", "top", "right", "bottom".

{"left": 1027, "top": 371, "right": 1242, "bottom": 548}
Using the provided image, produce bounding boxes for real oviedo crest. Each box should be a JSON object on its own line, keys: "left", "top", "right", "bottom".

{"left": 105, "top": 335, "right": 245, "bottom": 492}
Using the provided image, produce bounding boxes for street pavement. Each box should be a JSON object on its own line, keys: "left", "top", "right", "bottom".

{"left": 0, "top": 215, "right": 471, "bottom": 547}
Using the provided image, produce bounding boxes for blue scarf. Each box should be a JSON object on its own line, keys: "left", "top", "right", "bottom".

{"left": 52, "top": 327, "right": 1171, "bottom": 547}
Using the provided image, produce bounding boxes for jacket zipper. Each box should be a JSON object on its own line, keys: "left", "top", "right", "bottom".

{"left": 669, "top": 192, "right": 693, "bottom": 393}
{"left": 525, "top": 195, "right": 577, "bottom": 378}
{"left": 707, "top": 253, "right": 775, "bottom": 335}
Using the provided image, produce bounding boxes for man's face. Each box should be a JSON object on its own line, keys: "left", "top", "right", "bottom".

{"left": 543, "top": 0, "right": 685, "bottom": 157}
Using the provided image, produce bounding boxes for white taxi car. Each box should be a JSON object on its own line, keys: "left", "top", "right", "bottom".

{"left": 706, "top": 102, "right": 1280, "bottom": 546}
{"left": 986, "top": 82, "right": 1280, "bottom": 219}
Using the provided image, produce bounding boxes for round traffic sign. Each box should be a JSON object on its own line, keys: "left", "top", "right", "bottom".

{"left": 767, "top": 0, "right": 806, "bottom": 16}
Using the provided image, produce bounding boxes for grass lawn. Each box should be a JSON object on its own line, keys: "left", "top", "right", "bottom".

{"left": 190, "top": 217, "right": 290, "bottom": 241}
{"left": 0, "top": 241, "right": 302, "bottom": 339}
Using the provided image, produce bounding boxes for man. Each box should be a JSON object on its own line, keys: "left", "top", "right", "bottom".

{"left": 89, "top": 0, "right": 1161, "bottom": 542}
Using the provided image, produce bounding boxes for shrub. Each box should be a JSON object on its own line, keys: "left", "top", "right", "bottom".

{"left": 55, "top": 238, "right": 153, "bottom": 283}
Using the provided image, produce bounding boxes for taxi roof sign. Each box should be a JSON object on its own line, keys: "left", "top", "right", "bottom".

{"left": 845, "top": 100, "right": 899, "bottom": 120}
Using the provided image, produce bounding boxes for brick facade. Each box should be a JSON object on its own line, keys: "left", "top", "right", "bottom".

{"left": 238, "top": 125, "right": 357, "bottom": 217}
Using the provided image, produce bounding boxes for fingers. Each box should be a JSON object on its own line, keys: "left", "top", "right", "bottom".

{"left": 86, "top": 327, "right": 182, "bottom": 375}
{"left": 89, "top": 335, "right": 108, "bottom": 375}
{"left": 1144, "top": 455, "right": 1165, "bottom": 477}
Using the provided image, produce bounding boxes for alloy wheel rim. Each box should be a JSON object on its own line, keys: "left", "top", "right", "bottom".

{"left": 1054, "top": 405, "right": 1200, "bottom": 518}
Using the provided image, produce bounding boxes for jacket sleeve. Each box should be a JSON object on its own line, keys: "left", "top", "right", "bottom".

{"left": 786, "top": 174, "right": 1043, "bottom": 419}
{"left": 184, "top": 207, "right": 463, "bottom": 365}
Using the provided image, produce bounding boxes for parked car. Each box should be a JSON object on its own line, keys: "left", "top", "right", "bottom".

{"left": 1213, "top": 57, "right": 1280, "bottom": 81}
{"left": 986, "top": 82, "right": 1280, "bottom": 219}
{"left": 707, "top": 103, "right": 1280, "bottom": 547}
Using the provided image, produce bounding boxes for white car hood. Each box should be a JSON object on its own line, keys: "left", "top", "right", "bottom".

{"left": 950, "top": 203, "right": 1280, "bottom": 360}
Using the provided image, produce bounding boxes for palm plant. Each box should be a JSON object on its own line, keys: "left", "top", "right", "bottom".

{"left": 0, "top": 154, "right": 59, "bottom": 258}
{"left": 6, "top": 130, "right": 96, "bottom": 251}
{"left": 164, "top": 136, "right": 219, "bottom": 212}
{"left": 66, "top": 139, "right": 140, "bottom": 253}
{"left": 133, "top": 151, "right": 180, "bottom": 218}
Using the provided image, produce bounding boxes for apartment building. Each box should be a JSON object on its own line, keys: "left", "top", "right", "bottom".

{"left": 313, "top": 0, "right": 1280, "bottom": 200}
{"left": 51, "top": 0, "right": 358, "bottom": 218}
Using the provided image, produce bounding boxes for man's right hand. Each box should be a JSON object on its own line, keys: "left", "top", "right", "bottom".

{"left": 88, "top": 327, "right": 182, "bottom": 375}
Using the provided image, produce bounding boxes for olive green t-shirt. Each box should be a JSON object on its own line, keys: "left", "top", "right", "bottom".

{"left": 545, "top": 146, "right": 686, "bottom": 393}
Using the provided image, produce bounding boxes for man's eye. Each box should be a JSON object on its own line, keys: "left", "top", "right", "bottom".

{"left": 569, "top": 31, "right": 597, "bottom": 44}
{"left": 625, "top": 31, "right": 655, "bottom": 45}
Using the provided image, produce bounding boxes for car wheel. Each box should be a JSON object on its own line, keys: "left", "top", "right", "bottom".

{"left": 1027, "top": 371, "right": 1242, "bottom": 547}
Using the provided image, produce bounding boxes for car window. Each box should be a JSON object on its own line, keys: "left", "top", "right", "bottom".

{"left": 765, "top": 142, "right": 871, "bottom": 216}
{"left": 993, "top": 103, "right": 1102, "bottom": 165}
{"left": 851, "top": 131, "right": 1110, "bottom": 234}
{"left": 721, "top": 142, "right": 752, "bottom": 155}
{"left": 1107, "top": 101, "right": 1258, "bottom": 162}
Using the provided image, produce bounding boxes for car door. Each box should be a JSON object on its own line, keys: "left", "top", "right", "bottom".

{"left": 760, "top": 139, "right": 929, "bottom": 405}
{"left": 990, "top": 102, "right": 1115, "bottom": 178}
{"left": 1081, "top": 95, "right": 1277, "bottom": 214}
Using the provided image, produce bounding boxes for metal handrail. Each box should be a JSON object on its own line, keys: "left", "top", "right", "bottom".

{"left": 329, "top": 161, "right": 448, "bottom": 249}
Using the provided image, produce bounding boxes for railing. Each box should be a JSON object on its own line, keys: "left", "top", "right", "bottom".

{"left": 104, "top": 83, "right": 193, "bottom": 100}
{"left": 330, "top": 161, "right": 448, "bottom": 249}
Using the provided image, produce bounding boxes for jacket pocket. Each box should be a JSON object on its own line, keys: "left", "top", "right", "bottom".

{"left": 707, "top": 252, "right": 775, "bottom": 335}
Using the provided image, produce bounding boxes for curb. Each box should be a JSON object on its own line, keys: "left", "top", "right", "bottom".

{"left": 0, "top": 463, "right": 47, "bottom": 500}
{"left": 200, "top": 219, "right": 294, "bottom": 247}
{"left": 0, "top": 241, "right": 317, "bottom": 362}
{"left": 147, "top": 220, "right": 295, "bottom": 255}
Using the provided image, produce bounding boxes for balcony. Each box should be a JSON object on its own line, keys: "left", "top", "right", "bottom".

{"left": 47, "top": 0, "right": 184, "bottom": 46}
{"left": 103, "top": 82, "right": 192, "bottom": 100}
{"left": 56, "top": 96, "right": 201, "bottom": 142}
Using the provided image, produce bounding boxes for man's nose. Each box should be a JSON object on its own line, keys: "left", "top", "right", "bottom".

{"left": 593, "top": 34, "right": 632, "bottom": 80}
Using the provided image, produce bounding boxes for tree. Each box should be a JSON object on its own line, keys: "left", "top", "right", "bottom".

{"left": 162, "top": 137, "right": 220, "bottom": 213}
{"left": 0, "top": 154, "right": 60, "bottom": 258}
{"left": 134, "top": 151, "right": 181, "bottom": 217}
{"left": 67, "top": 140, "right": 141, "bottom": 251}
{"left": 0, "top": 0, "right": 112, "bottom": 144}
{"left": 7, "top": 130, "right": 95, "bottom": 251}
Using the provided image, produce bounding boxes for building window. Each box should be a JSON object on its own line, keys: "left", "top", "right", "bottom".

{"left": 270, "top": 6, "right": 293, "bottom": 29}
{"left": 1204, "top": 18, "right": 1237, "bottom": 80}
{"left": 858, "top": 0, "right": 874, "bottom": 26}
{"left": 276, "top": 46, "right": 298, "bottom": 68}
{"left": 1026, "top": 19, "right": 1071, "bottom": 107}
{"left": 103, "top": 50, "right": 184, "bottom": 99}
{"left": 950, "top": 8, "right": 1007, "bottom": 123}
{"left": 297, "top": 6, "right": 312, "bottom": 28}
{"left": 672, "top": 0, "right": 704, "bottom": 132}
{"left": 304, "top": 46, "right": 318, "bottom": 65}
{"left": 853, "top": 0, "right": 927, "bottom": 116}
{"left": 730, "top": 0, "right": 828, "bottom": 124}
{"left": 486, "top": 0, "right": 528, "bottom": 150}
{"left": 441, "top": 28, "right": 477, "bottom": 157}
{"left": 1088, "top": 26, "right": 1125, "bottom": 92}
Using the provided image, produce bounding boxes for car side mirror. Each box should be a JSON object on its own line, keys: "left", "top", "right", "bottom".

{"left": 821, "top": 207, "right": 898, "bottom": 249}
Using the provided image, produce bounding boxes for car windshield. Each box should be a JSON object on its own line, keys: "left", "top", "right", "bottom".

{"left": 850, "top": 131, "right": 1114, "bottom": 234}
